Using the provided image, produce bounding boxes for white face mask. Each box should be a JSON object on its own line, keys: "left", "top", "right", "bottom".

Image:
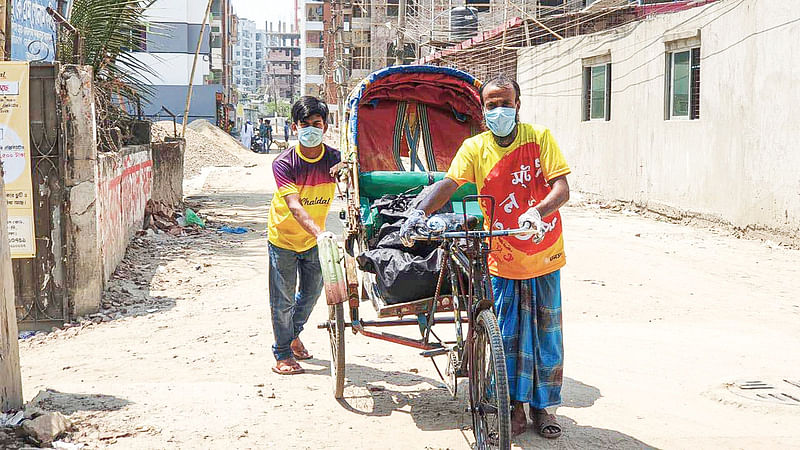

{"left": 484, "top": 107, "right": 517, "bottom": 138}
{"left": 298, "top": 126, "right": 324, "bottom": 147}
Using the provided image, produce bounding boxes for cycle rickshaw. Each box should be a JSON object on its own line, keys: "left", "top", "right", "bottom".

{"left": 319, "top": 66, "right": 532, "bottom": 449}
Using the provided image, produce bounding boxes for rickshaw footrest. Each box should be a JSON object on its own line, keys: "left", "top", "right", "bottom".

{"left": 420, "top": 348, "right": 448, "bottom": 358}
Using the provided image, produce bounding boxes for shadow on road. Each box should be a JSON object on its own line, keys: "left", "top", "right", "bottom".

{"left": 307, "top": 359, "right": 655, "bottom": 449}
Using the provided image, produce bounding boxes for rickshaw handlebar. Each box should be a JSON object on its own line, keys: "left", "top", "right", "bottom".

{"left": 411, "top": 218, "right": 535, "bottom": 241}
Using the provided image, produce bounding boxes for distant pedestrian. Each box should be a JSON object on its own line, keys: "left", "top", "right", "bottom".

{"left": 241, "top": 120, "right": 253, "bottom": 149}
{"left": 266, "top": 119, "right": 274, "bottom": 149}
{"left": 284, "top": 121, "right": 289, "bottom": 142}
{"left": 259, "top": 119, "right": 269, "bottom": 152}
{"left": 267, "top": 96, "right": 343, "bottom": 375}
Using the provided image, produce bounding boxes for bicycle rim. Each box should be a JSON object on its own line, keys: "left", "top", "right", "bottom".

{"left": 471, "top": 309, "right": 511, "bottom": 450}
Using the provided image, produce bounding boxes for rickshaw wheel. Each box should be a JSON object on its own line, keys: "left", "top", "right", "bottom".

{"left": 328, "top": 303, "right": 346, "bottom": 398}
{"left": 470, "top": 309, "right": 511, "bottom": 450}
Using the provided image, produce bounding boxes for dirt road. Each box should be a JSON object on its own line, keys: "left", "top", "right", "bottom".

{"left": 18, "top": 152, "right": 800, "bottom": 449}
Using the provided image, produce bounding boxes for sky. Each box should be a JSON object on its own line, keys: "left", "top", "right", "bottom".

{"left": 232, "top": 0, "right": 296, "bottom": 29}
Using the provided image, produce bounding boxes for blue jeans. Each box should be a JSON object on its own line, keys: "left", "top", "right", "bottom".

{"left": 268, "top": 243, "right": 324, "bottom": 361}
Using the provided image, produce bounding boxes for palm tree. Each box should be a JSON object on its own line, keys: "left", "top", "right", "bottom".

{"left": 59, "top": 0, "right": 159, "bottom": 150}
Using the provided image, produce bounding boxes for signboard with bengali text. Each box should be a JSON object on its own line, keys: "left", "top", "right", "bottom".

{"left": 0, "top": 62, "right": 35, "bottom": 258}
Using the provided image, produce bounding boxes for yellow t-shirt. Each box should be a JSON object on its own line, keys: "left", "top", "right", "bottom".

{"left": 446, "top": 124, "right": 570, "bottom": 279}
{"left": 268, "top": 144, "right": 341, "bottom": 252}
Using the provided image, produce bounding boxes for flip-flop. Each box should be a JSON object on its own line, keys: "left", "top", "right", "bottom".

{"left": 292, "top": 349, "right": 313, "bottom": 360}
{"left": 272, "top": 361, "right": 305, "bottom": 375}
{"left": 532, "top": 409, "right": 562, "bottom": 439}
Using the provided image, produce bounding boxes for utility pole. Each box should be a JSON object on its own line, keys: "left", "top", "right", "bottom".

{"left": 395, "top": 0, "right": 407, "bottom": 65}
{"left": 182, "top": 0, "right": 214, "bottom": 137}
{"left": 221, "top": 0, "right": 229, "bottom": 120}
{"left": 290, "top": 39, "right": 295, "bottom": 104}
{"left": 331, "top": 0, "right": 347, "bottom": 129}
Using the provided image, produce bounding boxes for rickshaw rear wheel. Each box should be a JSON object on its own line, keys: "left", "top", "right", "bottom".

{"left": 328, "top": 303, "right": 346, "bottom": 398}
{"left": 470, "top": 309, "right": 511, "bottom": 450}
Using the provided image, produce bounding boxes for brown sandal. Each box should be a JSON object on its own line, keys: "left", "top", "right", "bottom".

{"left": 272, "top": 358, "right": 305, "bottom": 375}
{"left": 291, "top": 339, "right": 313, "bottom": 360}
{"left": 532, "top": 409, "right": 562, "bottom": 439}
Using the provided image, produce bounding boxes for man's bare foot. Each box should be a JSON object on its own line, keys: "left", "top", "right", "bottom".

{"left": 291, "top": 338, "right": 312, "bottom": 360}
{"left": 511, "top": 401, "right": 528, "bottom": 436}
{"left": 272, "top": 358, "right": 304, "bottom": 375}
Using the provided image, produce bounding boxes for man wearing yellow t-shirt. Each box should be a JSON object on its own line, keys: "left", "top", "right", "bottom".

{"left": 400, "top": 75, "right": 570, "bottom": 439}
{"left": 268, "top": 97, "right": 341, "bottom": 376}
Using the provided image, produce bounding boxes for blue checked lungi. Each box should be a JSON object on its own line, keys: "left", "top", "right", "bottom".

{"left": 491, "top": 270, "right": 563, "bottom": 409}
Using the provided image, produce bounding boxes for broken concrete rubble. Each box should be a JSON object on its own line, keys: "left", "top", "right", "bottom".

{"left": 21, "top": 412, "right": 72, "bottom": 445}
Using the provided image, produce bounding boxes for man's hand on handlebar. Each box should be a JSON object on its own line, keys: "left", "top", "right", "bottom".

{"left": 518, "top": 207, "right": 546, "bottom": 244}
{"left": 400, "top": 209, "right": 427, "bottom": 247}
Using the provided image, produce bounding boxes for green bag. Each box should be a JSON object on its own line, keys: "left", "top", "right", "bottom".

{"left": 185, "top": 208, "right": 206, "bottom": 228}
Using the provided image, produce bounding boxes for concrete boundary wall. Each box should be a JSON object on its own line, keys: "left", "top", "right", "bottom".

{"left": 97, "top": 146, "right": 153, "bottom": 282}
{"left": 518, "top": 0, "right": 800, "bottom": 239}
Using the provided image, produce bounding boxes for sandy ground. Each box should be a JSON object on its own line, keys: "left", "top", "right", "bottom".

{"left": 17, "top": 149, "right": 800, "bottom": 449}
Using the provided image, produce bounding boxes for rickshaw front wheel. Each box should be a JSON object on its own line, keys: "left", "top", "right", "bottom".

{"left": 328, "top": 303, "right": 346, "bottom": 399}
{"left": 470, "top": 309, "right": 511, "bottom": 450}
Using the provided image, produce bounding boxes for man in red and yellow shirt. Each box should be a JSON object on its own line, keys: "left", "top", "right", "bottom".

{"left": 401, "top": 75, "right": 570, "bottom": 439}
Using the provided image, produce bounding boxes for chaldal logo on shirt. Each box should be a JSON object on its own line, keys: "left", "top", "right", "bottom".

{"left": 301, "top": 197, "right": 331, "bottom": 206}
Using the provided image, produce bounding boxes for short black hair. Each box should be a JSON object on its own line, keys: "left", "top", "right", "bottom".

{"left": 480, "top": 74, "right": 521, "bottom": 105}
{"left": 291, "top": 96, "right": 329, "bottom": 124}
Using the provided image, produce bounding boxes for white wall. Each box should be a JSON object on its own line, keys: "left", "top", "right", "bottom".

{"left": 146, "top": 0, "right": 209, "bottom": 24}
{"left": 130, "top": 53, "right": 210, "bottom": 85}
{"left": 518, "top": 0, "right": 800, "bottom": 235}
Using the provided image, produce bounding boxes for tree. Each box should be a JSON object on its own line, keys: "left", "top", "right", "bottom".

{"left": 264, "top": 101, "right": 291, "bottom": 118}
{"left": 59, "top": 0, "right": 157, "bottom": 150}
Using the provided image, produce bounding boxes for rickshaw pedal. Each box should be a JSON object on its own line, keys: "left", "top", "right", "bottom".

{"left": 420, "top": 348, "right": 448, "bottom": 358}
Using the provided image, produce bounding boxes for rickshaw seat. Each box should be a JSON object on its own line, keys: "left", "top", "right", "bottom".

{"left": 358, "top": 171, "right": 483, "bottom": 238}
{"left": 359, "top": 171, "right": 477, "bottom": 200}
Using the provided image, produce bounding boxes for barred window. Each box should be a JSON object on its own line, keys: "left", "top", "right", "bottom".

{"left": 582, "top": 63, "right": 611, "bottom": 121}
{"left": 667, "top": 47, "right": 700, "bottom": 120}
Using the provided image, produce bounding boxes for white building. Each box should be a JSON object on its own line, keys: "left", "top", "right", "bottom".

{"left": 518, "top": 0, "right": 800, "bottom": 236}
{"left": 300, "top": 0, "right": 325, "bottom": 99}
{"left": 129, "top": 0, "right": 220, "bottom": 123}
{"left": 233, "top": 18, "right": 259, "bottom": 94}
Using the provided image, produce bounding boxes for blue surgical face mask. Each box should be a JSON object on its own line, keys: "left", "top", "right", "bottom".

{"left": 484, "top": 107, "right": 517, "bottom": 138}
{"left": 298, "top": 125, "right": 324, "bottom": 148}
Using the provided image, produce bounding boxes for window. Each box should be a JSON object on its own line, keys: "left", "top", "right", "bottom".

{"left": 352, "top": 46, "right": 371, "bottom": 70}
{"left": 306, "top": 5, "right": 323, "bottom": 21}
{"left": 353, "top": 0, "right": 370, "bottom": 18}
{"left": 386, "top": 42, "right": 416, "bottom": 66}
{"left": 388, "top": 0, "right": 415, "bottom": 17}
{"left": 667, "top": 47, "right": 700, "bottom": 120}
{"left": 352, "top": 30, "right": 370, "bottom": 46}
{"left": 582, "top": 63, "right": 611, "bottom": 121}
{"left": 306, "top": 31, "right": 324, "bottom": 48}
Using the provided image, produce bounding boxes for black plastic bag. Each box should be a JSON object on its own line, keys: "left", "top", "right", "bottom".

{"left": 357, "top": 248, "right": 450, "bottom": 305}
